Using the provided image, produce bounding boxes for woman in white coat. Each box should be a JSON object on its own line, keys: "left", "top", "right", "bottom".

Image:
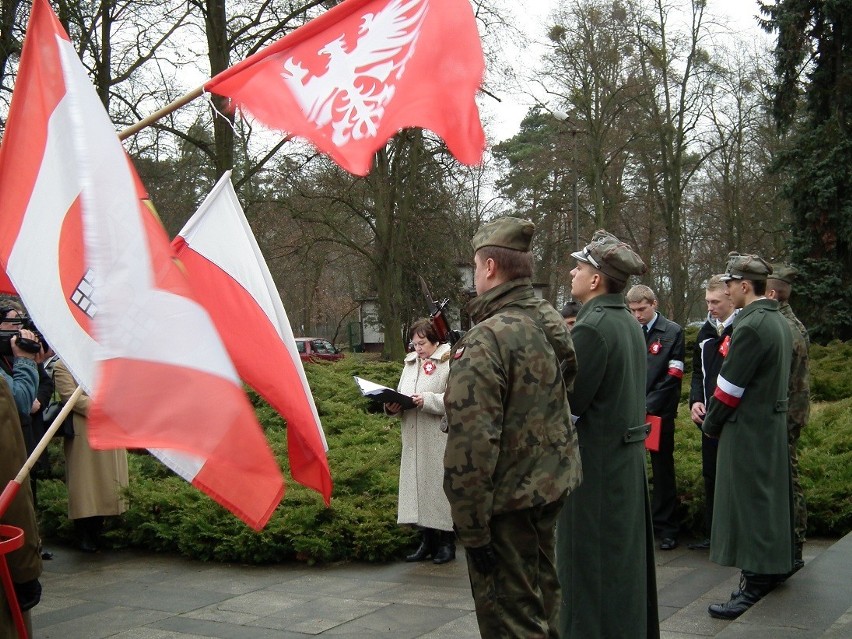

{"left": 385, "top": 318, "right": 454, "bottom": 564}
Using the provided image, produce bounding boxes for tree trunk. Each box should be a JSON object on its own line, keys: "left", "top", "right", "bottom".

{"left": 204, "top": 0, "right": 234, "bottom": 174}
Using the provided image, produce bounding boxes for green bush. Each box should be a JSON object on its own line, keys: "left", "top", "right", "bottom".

{"left": 672, "top": 397, "right": 852, "bottom": 538}
{"left": 809, "top": 341, "right": 852, "bottom": 401}
{"left": 38, "top": 355, "right": 417, "bottom": 564}
{"left": 37, "top": 345, "right": 852, "bottom": 564}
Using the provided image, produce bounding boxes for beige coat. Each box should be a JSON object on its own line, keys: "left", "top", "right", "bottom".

{"left": 54, "top": 361, "right": 129, "bottom": 519}
{"left": 394, "top": 343, "right": 452, "bottom": 530}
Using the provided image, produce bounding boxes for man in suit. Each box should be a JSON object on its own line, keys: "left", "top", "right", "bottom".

{"left": 703, "top": 253, "right": 793, "bottom": 619}
{"left": 688, "top": 274, "right": 737, "bottom": 550}
{"left": 627, "top": 285, "right": 685, "bottom": 551}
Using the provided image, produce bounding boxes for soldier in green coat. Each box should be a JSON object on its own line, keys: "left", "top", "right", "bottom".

{"left": 557, "top": 230, "right": 660, "bottom": 639}
{"left": 443, "top": 216, "right": 582, "bottom": 638}
{"left": 703, "top": 253, "right": 793, "bottom": 620}
{"left": 767, "top": 265, "right": 810, "bottom": 572}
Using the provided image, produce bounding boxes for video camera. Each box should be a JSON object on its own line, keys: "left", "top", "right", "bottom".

{"left": 0, "top": 311, "right": 44, "bottom": 357}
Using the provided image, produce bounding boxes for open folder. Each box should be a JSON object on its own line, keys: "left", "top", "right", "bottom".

{"left": 353, "top": 376, "right": 416, "bottom": 410}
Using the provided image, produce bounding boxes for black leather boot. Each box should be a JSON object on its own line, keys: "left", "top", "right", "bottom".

{"left": 405, "top": 528, "right": 436, "bottom": 562}
{"left": 432, "top": 531, "right": 456, "bottom": 564}
{"left": 75, "top": 516, "right": 103, "bottom": 553}
{"left": 710, "top": 572, "right": 775, "bottom": 619}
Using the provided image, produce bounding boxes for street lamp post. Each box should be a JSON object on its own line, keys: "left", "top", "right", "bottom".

{"left": 552, "top": 110, "right": 581, "bottom": 250}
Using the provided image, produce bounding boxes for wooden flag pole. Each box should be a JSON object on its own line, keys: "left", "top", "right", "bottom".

{"left": 0, "top": 385, "right": 84, "bottom": 518}
{"left": 119, "top": 85, "right": 206, "bottom": 141}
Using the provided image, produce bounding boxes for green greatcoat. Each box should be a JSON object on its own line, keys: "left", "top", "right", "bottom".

{"left": 702, "top": 298, "right": 793, "bottom": 575}
{"left": 557, "top": 293, "right": 660, "bottom": 639}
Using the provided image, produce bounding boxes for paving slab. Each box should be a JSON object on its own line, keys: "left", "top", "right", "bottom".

{"left": 30, "top": 536, "right": 845, "bottom": 638}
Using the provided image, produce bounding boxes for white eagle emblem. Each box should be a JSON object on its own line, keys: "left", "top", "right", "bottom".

{"left": 281, "top": 0, "right": 429, "bottom": 145}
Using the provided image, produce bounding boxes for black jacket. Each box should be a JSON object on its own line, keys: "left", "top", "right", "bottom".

{"left": 644, "top": 313, "right": 685, "bottom": 423}
{"left": 688, "top": 317, "right": 734, "bottom": 412}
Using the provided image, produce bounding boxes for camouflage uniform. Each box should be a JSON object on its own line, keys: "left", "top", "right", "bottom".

{"left": 768, "top": 262, "right": 811, "bottom": 553}
{"left": 444, "top": 217, "right": 581, "bottom": 639}
{"left": 779, "top": 301, "right": 809, "bottom": 547}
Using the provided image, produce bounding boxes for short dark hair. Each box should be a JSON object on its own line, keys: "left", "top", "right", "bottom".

{"left": 561, "top": 300, "right": 582, "bottom": 319}
{"left": 601, "top": 272, "right": 627, "bottom": 295}
{"left": 767, "top": 278, "right": 791, "bottom": 302}
{"left": 750, "top": 279, "right": 767, "bottom": 296}
{"left": 409, "top": 318, "right": 440, "bottom": 344}
{"left": 476, "top": 246, "right": 533, "bottom": 280}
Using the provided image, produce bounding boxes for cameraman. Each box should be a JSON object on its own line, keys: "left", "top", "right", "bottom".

{"left": 0, "top": 307, "right": 40, "bottom": 414}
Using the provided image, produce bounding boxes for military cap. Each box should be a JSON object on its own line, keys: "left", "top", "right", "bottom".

{"left": 471, "top": 217, "right": 535, "bottom": 253}
{"left": 570, "top": 230, "right": 647, "bottom": 283}
{"left": 768, "top": 263, "right": 797, "bottom": 284}
{"left": 720, "top": 252, "right": 773, "bottom": 281}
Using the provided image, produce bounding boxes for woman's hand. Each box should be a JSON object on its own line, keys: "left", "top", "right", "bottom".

{"left": 385, "top": 402, "right": 402, "bottom": 415}
{"left": 411, "top": 394, "right": 424, "bottom": 408}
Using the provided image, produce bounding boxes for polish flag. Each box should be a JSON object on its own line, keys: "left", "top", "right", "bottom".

{"left": 0, "top": 0, "right": 284, "bottom": 530}
{"left": 172, "top": 173, "right": 332, "bottom": 504}
{"left": 205, "top": 0, "right": 485, "bottom": 176}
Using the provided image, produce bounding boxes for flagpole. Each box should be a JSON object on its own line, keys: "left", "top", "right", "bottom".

{"left": 119, "top": 85, "right": 205, "bottom": 141}
{"left": 0, "top": 386, "right": 84, "bottom": 518}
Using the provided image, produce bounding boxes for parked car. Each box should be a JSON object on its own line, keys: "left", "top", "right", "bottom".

{"left": 295, "top": 338, "right": 344, "bottom": 362}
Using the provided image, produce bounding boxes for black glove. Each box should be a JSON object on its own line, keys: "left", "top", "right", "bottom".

{"left": 467, "top": 543, "right": 497, "bottom": 575}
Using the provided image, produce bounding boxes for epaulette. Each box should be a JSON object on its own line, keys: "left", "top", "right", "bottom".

{"left": 440, "top": 351, "right": 451, "bottom": 363}
{"left": 580, "top": 303, "right": 608, "bottom": 328}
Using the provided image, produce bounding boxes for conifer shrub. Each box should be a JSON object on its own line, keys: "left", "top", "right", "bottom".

{"left": 38, "top": 355, "right": 418, "bottom": 564}
{"left": 37, "top": 343, "right": 852, "bottom": 563}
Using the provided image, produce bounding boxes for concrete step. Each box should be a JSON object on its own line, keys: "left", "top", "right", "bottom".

{"left": 717, "top": 532, "right": 852, "bottom": 638}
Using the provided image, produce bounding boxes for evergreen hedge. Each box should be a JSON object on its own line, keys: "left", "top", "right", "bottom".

{"left": 37, "top": 342, "right": 852, "bottom": 564}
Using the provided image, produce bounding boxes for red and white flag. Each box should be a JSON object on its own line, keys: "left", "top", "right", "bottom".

{"left": 205, "top": 0, "right": 485, "bottom": 176}
{"left": 173, "top": 173, "right": 332, "bottom": 504}
{"left": 0, "top": 0, "right": 284, "bottom": 530}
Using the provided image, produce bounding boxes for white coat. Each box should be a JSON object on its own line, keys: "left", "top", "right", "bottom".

{"left": 394, "top": 343, "right": 453, "bottom": 531}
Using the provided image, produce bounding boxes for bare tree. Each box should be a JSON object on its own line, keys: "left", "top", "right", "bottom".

{"left": 631, "top": 0, "right": 722, "bottom": 322}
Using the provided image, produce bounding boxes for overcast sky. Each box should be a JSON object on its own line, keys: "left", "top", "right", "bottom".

{"left": 483, "top": 0, "right": 773, "bottom": 143}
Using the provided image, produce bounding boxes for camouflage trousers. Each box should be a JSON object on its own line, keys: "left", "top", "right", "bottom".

{"left": 465, "top": 498, "right": 564, "bottom": 639}
{"left": 789, "top": 426, "right": 807, "bottom": 546}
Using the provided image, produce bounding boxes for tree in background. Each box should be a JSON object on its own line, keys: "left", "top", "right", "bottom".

{"left": 761, "top": 0, "right": 852, "bottom": 341}
{"left": 492, "top": 108, "right": 575, "bottom": 304}
{"left": 269, "top": 130, "right": 476, "bottom": 360}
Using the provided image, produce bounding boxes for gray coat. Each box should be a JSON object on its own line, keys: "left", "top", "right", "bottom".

{"left": 558, "top": 293, "right": 660, "bottom": 639}
{"left": 395, "top": 343, "right": 452, "bottom": 531}
{"left": 702, "top": 299, "right": 793, "bottom": 574}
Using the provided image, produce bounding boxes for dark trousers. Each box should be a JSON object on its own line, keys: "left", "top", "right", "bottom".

{"left": 649, "top": 426, "right": 679, "bottom": 539}
{"left": 701, "top": 432, "right": 719, "bottom": 536}
{"left": 466, "top": 498, "right": 564, "bottom": 639}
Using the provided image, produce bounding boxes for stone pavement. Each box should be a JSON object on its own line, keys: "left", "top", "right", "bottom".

{"left": 30, "top": 536, "right": 848, "bottom": 638}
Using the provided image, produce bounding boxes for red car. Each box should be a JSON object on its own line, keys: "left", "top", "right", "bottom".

{"left": 295, "top": 338, "right": 344, "bottom": 362}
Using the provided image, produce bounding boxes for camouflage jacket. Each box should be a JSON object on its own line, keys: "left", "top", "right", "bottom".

{"left": 443, "top": 278, "right": 582, "bottom": 547}
{"left": 779, "top": 302, "right": 810, "bottom": 433}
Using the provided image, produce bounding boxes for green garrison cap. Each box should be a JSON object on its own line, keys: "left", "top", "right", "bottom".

{"left": 472, "top": 217, "right": 535, "bottom": 252}
{"left": 570, "top": 230, "right": 647, "bottom": 283}
{"left": 721, "top": 252, "right": 773, "bottom": 282}
{"left": 769, "top": 264, "right": 797, "bottom": 284}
